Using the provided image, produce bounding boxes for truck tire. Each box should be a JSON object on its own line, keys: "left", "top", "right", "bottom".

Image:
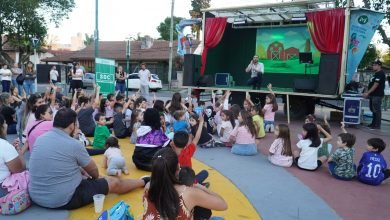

{"left": 284, "top": 96, "right": 316, "bottom": 120}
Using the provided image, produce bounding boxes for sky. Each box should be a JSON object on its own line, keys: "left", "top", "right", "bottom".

{"left": 48, "top": 0, "right": 276, "bottom": 44}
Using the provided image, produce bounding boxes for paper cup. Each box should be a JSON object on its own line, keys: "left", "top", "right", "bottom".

{"left": 93, "top": 194, "right": 105, "bottom": 213}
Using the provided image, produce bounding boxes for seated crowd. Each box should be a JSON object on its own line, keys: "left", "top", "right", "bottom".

{"left": 0, "top": 77, "right": 389, "bottom": 219}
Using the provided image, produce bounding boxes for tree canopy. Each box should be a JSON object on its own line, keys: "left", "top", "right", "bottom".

{"left": 189, "top": 0, "right": 211, "bottom": 39}
{"left": 156, "top": 16, "right": 184, "bottom": 41}
{"left": 0, "top": 0, "right": 75, "bottom": 64}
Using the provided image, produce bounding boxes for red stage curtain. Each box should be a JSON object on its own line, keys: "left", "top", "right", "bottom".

{"left": 201, "top": 17, "right": 228, "bottom": 75}
{"left": 306, "top": 8, "right": 345, "bottom": 78}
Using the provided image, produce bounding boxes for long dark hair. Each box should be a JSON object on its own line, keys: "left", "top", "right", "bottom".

{"left": 23, "top": 94, "right": 42, "bottom": 130}
{"left": 153, "top": 100, "right": 165, "bottom": 113}
{"left": 149, "top": 148, "right": 180, "bottom": 219}
{"left": 266, "top": 94, "right": 278, "bottom": 112}
{"left": 230, "top": 104, "right": 241, "bottom": 120}
{"left": 168, "top": 92, "right": 182, "bottom": 114}
{"left": 99, "top": 98, "right": 107, "bottom": 114}
{"left": 143, "top": 108, "right": 161, "bottom": 130}
{"left": 130, "top": 109, "right": 142, "bottom": 133}
{"left": 34, "top": 104, "right": 50, "bottom": 120}
{"left": 239, "top": 110, "right": 256, "bottom": 137}
{"left": 222, "top": 110, "right": 235, "bottom": 128}
{"left": 303, "top": 123, "right": 321, "bottom": 148}
{"left": 251, "top": 104, "right": 264, "bottom": 118}
{"left": 277, "top": 124, "right": 292, "bottom": 156}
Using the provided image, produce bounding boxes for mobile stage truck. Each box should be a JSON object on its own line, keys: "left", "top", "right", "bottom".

{"left": 181, "top": 0, "right": 384, "bottom": 123}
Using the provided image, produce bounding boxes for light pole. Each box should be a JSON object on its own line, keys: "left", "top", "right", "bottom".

{"left": 31, "top": 36, "right": 39, "bottom": 93}
{"left": 95, "top": 0, "right": 99, "bottom": 58}
{"left": 168, "top": 0, "right": 175, "bottom": 90}
{"left": 125, "top": 37, "right": 131, "bottom": 99}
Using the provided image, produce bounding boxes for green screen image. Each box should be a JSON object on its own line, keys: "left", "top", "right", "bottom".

{"left": 256, "top": 26, "right": 321, "bottom": 74}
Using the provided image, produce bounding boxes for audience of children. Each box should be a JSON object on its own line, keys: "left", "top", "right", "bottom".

{"left": 263, "top": 84, "right": 278, "bottom": 133}
{"left": 103, "top": 137, "right": 129, "bottom": 176}
{"left": 129, "top": 109, "right": 143, "bottom": 144}
{"left": 93, "top": 113, "right": 111, "bottom": 149}
{"left": 219, "top": 110, "right": 235, "bottom": 147}
{"left": 189, "top": 113, "right": 214, "bottom": 148}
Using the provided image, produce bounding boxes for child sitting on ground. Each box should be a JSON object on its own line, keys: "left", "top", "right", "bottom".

{"left": 357, "top": 138, "right": 390, "bottom": 185}
{"left": 93, "top": 113, "right": 111, "bottom": 149}
{"left": 268, "top": 124, "right": 293, "bottom": 167}
{"left": 230, "top": 110, "right": 257, "bottom": 156}
{"left": 103, "top": 137, "right": 128, "bottom": 176}
{"left": 293, "top": 123, "right": 332, "bottom": 171}
{"left": 113, "top": 100, "right": 132, "bottom": 138}
{"left": 251, "top": 104, "right": 265, "bottom": 141}
{"left": 172, "top": 110, "right": 189, "bottom": 133}
{"left": 179, "top": 166, "right": 212, "bottom": 220}
{"left": 189, "top": 113, "right": 214, "bottom": 148}
{"left": 130, "top": 109, "right": 143, "bottom": 144}
{"left": 263, "top": 84, "right": 278, "bottom": 133}
{"left": 218, "top": 110, "right": 235, "bottom": 147}
{"left": 327, "top": 122, "right": 356, "bottom": 180}
{"left": 171, "top": 115, "right": 209, "bottom": 185}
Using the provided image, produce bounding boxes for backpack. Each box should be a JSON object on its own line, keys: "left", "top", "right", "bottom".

{"left": 97, "top": 200, "right": 134, "bottom": 220}
{"left": 0, "top": 171, "right": 31, "bottom": 215}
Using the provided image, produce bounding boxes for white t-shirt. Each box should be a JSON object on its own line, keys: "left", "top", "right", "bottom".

{"left": 50, "top": 70, "right": 59, "bottom": 81}
{"left": 0, "top": 68, "right": 12, "bottom": 81}
{"left": 247, "top": 62, "right": 264, "bottom": 78}
{"left": 73, "top": 69, "right": 83, "bottom": 80}
{"left": 220, "top": 120, "right": 233, "bottom": 142}
{"left": 297, "top": 138, "right": 324, "bottom": 170}
{"left": 139, "top": 69, "right": 151, "bottom": 86}
{"left": 125, "top": 109, "right": 132, "bottom": 128}
{"left": 0, "top": 139, "right": 19, "bottom": 183}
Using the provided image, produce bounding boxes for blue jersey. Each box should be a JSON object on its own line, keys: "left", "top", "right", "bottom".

{"left": 357, "top": 151, "right": 387, "bottom": 185}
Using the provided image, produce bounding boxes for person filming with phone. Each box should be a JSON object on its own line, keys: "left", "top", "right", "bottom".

{"left": 245, "top": 55, "right": 264, "bottom": 90}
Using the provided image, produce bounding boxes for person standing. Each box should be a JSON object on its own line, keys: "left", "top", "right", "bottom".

{"left": 115, "top": 66, "right": 127, "bottom": 95}
{"left": 245, "top": 55, "right": 264, "bottom": 90}
{"left": 24, "top": 61, "right": 36, "bottom": 95}
{"left": 138, "top": 62, "right": 151, "bottom": 100}
{"left": 0, "top": 64, "right": 12, "bottom": 92}
{"left": 50, "top": 66, "right": 59, "bottom": 84}
{"left": 72, "top": 64, "right": 84, "bottom": 96}
{"left": 11, "top": 63, "right": 23, "bottom": 96}
{"left": 363, "top": 60, "right": 386, "bottom": 129}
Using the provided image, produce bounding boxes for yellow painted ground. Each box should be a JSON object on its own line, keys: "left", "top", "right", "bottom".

{"left": 69, "top": 139, "right": 260, "bottom": 220}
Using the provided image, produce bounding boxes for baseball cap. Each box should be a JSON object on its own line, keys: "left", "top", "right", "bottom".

{"left": 372, "top": 60, "right": 382, "bottom": 66}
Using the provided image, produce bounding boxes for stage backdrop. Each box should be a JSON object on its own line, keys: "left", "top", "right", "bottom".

{"left": 256, "top": 26, "right": 321, "bottom": 74}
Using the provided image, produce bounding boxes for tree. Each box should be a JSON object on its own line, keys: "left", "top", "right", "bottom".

{"left": 84, "top": 33, "right": 94, "bottom": 46}
{"left": 0, "top": 0, "right": 75, "bottom": 64}
{"left": 359, "top": 44, "right": 379, "bottom": 69}
{"left": 189, "top": 0, "right": 211, "bottom": 39}
{"left": 157, "top": 16, "right": 184, "bottom": 41}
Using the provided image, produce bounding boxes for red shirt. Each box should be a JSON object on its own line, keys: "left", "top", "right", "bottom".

{"left": 178, "top": 143, "right": 196, "bottom": 168}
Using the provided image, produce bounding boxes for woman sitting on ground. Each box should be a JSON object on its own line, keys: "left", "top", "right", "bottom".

{"left": 143, "top": 147, "right": 228, "bottom": 219}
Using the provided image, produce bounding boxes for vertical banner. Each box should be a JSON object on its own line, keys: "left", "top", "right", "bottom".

{"left": 95, "top": 58, "right": 115, "bottom": 96}
{"left": 346, "top": 9, "right": 384, "bottom": 83}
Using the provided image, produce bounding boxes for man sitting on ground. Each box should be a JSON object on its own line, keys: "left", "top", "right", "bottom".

{"left": 28, "top": 108, "right": 148, "bottom": 209}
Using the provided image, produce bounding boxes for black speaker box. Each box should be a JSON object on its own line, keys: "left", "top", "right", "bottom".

{"left": 196, "top": 75, "right": 214, "bottom": 87}
{"left": 316, "top": 53, "right": 339, "bottom": 95}
{"left": 294, "top": 79, "right": 317, "bottom": 93}
{"left": 183, "top": 54, "right": 201, "bottom": 86}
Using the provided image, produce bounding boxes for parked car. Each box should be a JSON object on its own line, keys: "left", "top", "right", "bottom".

{"left": 126, "top": 73, "right": 162, "bottom": 91}
{"left": 82, "top": 72, "right": 95, "bottom": 88}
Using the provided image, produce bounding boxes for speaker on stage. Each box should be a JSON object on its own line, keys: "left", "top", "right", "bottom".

{"left": 293, "top": 79, "right": 317, "bottom": 92}
{"left": 183, "top": 54, "right": 201, "bottom": 86}
{"left": 316, "top": 53, "right": 339, "bottom": 95}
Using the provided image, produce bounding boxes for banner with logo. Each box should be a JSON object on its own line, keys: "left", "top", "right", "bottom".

{"left": 346, "top": 9, "right": 384, "bottom": 83}
{"left": 95, "top": 58, "right": 115, "bottom": 95}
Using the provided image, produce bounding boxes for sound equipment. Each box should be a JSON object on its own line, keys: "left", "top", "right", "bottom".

{"left": 316, "top": 53, "right": 339, "bottom": 95}
{"left": 196, "top": 75, "right": 214, "bottom": 87}
{"left": 293, "top": 78, "right": 317, "bottom": 93}
{"left": 183, "top": 54, "right": 201, "bottom": 86}
{"left": 215, "top": 73, "right": 231, "bottom": 86}
{"left": 299, "top": 52, "right": 313, "bottom": 64}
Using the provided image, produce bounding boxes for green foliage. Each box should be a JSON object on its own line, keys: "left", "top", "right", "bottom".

{"left": 191, "top": 0, "right": 211, "bottom": 11}
{"left": 0, "top": 0, "right": 75, "bottom": 64}
{"left": 359, "top": 44, "right": 379, "bottom": 69}
{"left": 190, "top": 0, "right": 211, "bottom": 39}
{"left": 84, "top": 33, "right": 94, "bottom": 46}
{"left": 156, "top": 16, "right": 184, "bottom": 41}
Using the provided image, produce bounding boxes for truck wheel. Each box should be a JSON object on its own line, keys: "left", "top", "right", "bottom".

{"left": 284, "top": 96, "right": 316, "bottom": 120}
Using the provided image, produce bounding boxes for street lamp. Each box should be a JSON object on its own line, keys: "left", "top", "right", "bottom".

{"left": 31, "top": 36, "right": 39, "bottom": 92}
{"left": 125, "top": 37, "right": 131, "bottom": 99}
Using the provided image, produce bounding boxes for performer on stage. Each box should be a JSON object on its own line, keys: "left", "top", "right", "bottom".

{"left": 245, "top": 55, "right": 264, "bottom": 90}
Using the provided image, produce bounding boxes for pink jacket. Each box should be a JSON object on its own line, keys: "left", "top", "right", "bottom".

{"left": 1, "top": 171, "right": 29, "bottom": 193}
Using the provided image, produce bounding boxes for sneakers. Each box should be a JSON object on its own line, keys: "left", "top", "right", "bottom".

{"left": 202, "top": 182, "right": 210, "bottom": 188}
{"left": 140, "top": 175, "right": 151, "bottom": 185}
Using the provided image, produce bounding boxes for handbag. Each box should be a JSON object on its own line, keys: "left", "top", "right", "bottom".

{"left": 16, "top": 74, "right": 25, "bottom": 85}
{"left": 109, "top": 200, "right": 134, "bottom": 220}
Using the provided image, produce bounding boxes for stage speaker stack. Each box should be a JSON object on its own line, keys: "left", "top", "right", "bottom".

{"left": 183, "top": 54, "right": 201, "bottom": 86}
{"left": 316, "top": 53, "right": 340, "bottom": 95}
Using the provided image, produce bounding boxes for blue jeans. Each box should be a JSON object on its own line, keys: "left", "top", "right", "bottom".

{"left": 12, "top": 79, "right": 23, "bottom": 96}
{"left": 369, "top": 96, "right": 383, "bottom": 128}
{"left": 328, "top": 161, "right": 355, "bottom": 181}
{"left": 116, "top": 82, "right": 126, "bottom": 94}
{"left": 23, "top": 79, "right": 35, "bottom": 95}
{"left": 2, "top": 80, "right": 10, "bottom": 92}
{"left": 231, "top": 143, "right": 257, "bottom": 156}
